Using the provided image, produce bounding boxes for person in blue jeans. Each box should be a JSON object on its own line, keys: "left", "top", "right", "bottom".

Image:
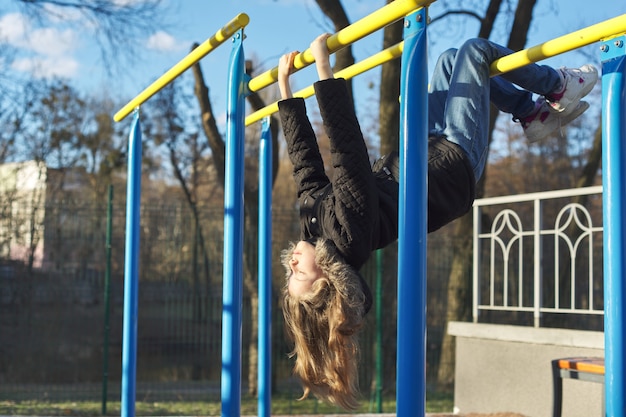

{"left": 278, "top": 34, "right": 597, "bottom": 410}
{"left": 430, "top": 38, "right": 596, "bottom": 181}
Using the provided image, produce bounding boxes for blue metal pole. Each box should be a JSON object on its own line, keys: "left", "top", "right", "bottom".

{"left": 221, "top": 29, "right": 246, "bottom": 417}
{"left": 121, "top": 111, "right": 142, "bottom": 417}
{"left": 258, "top": 117, "right": 273, "bottom": 417}
{"left": 396, "top": 8, "right": 428, "bottom": 417}
{"left": 600, "top": 35, "right": 626, "bottom": 417}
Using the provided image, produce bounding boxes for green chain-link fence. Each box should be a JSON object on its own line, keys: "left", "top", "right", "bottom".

{"left": 0, "top": 194, "right": 457, "bottom": 406}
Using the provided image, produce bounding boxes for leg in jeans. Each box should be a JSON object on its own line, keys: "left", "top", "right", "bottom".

{"left": 490, "top": 76, "right": 535, "bottom": 117}
{"left": 430, "top": 49, "right": 540, "bottom": 131}
{"left": 429, "top": 38, "right": 561, "bottom": 179}
{"left": 430, "top": 47, "right": 562, "bottom": 125}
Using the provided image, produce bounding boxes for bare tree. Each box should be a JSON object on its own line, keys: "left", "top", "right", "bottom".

{"left": 79, "top": 95, "right": 128, "bottom": 200}
{"left": 374, "top": 0, "right": 404, "bottom": 394}
{"left": 8, "top": 0, "right": 169, "bottom": 75}
{"left": 16, "top": 80, "right": 86, "bottom": 169}
{"left": 0, "top": 1, "right": 170, "bottom": 148}
{"left": 192, "top": 41, "right": 281, "bottom": 394}
{"left": 0, "top": 92, "right": 21, "bottom": 164}
{"left": 313, "top": 0, "right": 355, "bottom": 99}
{"left": 143, "top": 79, "right": 216, "bottom": 380}
{"left": 434, "top": 0, "right": 536, "bottom": 390}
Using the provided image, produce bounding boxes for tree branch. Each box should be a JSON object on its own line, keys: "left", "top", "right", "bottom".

{"left": 429, "top": 9, "right": 484, "bottom": 26}
{"left": 14, "top": 0, "right": 170, "bottom": 76}
{"left": 190, "top": 43, "right": 226, "bottom": 187}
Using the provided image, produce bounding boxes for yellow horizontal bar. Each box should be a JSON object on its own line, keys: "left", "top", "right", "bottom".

{"left": 491, "top": 14, "right": 626, "bottom": 76}
{"left": 245, "top": 42, "right": 404, "bottom": 126}
{"left": 247, "top": 0, "right": 434, "bottom": 94}
{"left": 114, "top": 13, "right": 250, "bottom": 122}
{"left": 246, "top": 14, "right": 626, "bottom": 126}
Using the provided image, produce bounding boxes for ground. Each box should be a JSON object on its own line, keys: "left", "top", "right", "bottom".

{"left": 278, "top": 413, "right": 529, "bottom": 417}
{"left": 432, "top": 414, "right": 528, "bottom": 417}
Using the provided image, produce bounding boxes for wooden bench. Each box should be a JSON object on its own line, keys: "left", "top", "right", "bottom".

{"left": 551, "top": 357, "right": 605, "bottom": 417}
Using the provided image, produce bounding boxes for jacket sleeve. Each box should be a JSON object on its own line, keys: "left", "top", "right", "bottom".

{"left": 313, "top": 78, "right": 377, "bottom": 267}
{"left": 277, "top": 98, "right": 330, "bottom": 200}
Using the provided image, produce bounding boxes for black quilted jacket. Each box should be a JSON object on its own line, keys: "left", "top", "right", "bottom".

{"left": 278, "top": 78, "right": 397, "bottom": 270}
{"left": 278, "top": 78, "right": 475, "bottom": 270}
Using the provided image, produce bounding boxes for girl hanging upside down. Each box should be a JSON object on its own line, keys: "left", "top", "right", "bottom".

{"left": 277, "top": 33, "right": 597, "bottom": 410}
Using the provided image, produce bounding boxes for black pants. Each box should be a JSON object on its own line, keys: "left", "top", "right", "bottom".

{"left": 372, "top": 136, "right": 476, "bottom": 233}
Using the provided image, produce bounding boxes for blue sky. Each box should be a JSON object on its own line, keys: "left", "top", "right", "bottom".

{"left": 1, "top": 0, "right": 624, "bottom": 128}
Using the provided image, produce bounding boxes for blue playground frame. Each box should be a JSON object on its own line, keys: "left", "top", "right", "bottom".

{"left": 117, "top": 8, "right": 626, "bottom": 417}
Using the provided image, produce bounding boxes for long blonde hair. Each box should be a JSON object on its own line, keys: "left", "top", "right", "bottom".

{"left": 281, "top": 239, "right": 367, "bottom": 410}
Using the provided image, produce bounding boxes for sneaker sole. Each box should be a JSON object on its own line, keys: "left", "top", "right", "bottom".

{"left": 528, "top": 101, "right": 590, "bottom": 142}
{"left": 561, "top": 100, "right": 590, "bottom": 126}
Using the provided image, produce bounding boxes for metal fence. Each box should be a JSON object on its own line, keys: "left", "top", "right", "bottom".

{"left": 472, "top": 185, "right": 604, "bottom": 330}
{"left": 1, "top": 185, "right": 605, "bottom": 405}
{"left": 0, "top": 197, "right": 457, "bottom": 405}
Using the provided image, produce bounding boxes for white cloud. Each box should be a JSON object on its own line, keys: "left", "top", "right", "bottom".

{"left": 0, "top": 11, "right": 81, "bottom": 79}
{"left": 112, "top": 0, "right": 140, "bottom": 6}
{"left": 12, "top": 56, "right": 79, "bottom": 79}
{"left": 146, "top": 31, "right": 183, "bottom": 52}
{"left": 28, "top": 27, "right": 79, "bottom": 57}
{"left": 0, "top": 13, "right": 29, "bottom": 43}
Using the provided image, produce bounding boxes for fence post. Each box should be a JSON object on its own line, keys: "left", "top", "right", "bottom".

{"left": 375, "top": 249, "right": 383, "bottom": 412}
{"left": 533, "top": 198, "right": 541, "bottom": 327}
{"left": 102, "top": 184, "right": 113, "bottom": 415}
{"left": 472, "top": 205, "right": 481, "bottom": 322}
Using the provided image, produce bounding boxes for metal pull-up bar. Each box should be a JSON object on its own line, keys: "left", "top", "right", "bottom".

{"left": 114, "top": 13, "right": 250, "bottom": 417}
{"left": 246, "top": 0, "right": 435, "bottom": 94}
{"left": 113, "top": 0, "right": 626, "bottom": 414}
{"left": 221, "top": 3, "right": 431, "bottom": 416}
{"left": 491, "top": 13, "right": 626, "bottom": 75}
{"left": 245, "top": 13, "right": 626, "bottom": 128}
{"left": 113, "top": 13, "right": 250, "bottom": 122}
{"left": 245, "top": 41, "right": 405, "bottom": 126}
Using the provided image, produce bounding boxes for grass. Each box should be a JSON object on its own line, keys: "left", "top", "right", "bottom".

{"left": 0, "top": 392, "right": 453, "bottom": 416}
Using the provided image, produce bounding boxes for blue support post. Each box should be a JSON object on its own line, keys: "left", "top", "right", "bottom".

{"left": 221, "top": 29, "right": 246, "bottom": 417}
{"left": 258, "top": 117, "right": 273, "bottom": 417}
{"left": 600, "top": 35, "right": 626, "bottom": 417}
{"left": 121, "top": 111, "right": 142, "bottom": 417}
{"left": 396, "top": 8, "right": 428, "bottom": 417}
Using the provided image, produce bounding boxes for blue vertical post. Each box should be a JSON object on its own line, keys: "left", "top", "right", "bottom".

{"left": 258, "top": 117, "right": 273, "bottom": 417}
{"left": 121, "top": 111, "right": 142, "bottom": 417}
{"left": 396, "top": 7, "right": 428, "bottom": 417}
{"left": 222, "top": 29, "right": 246, "bottom": 417}
{"left": 600, "top": 35, "right": 626, "bottom": 417}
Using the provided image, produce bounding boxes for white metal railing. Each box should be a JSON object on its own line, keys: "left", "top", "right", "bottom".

{"left": 472, "top": 186, "right": 604, "bottom": 327}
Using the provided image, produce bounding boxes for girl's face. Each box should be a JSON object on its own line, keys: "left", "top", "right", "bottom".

{"left": 288, "top": 240, "right": 323, "bottom": 297}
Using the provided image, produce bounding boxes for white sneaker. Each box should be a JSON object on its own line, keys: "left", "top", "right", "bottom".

{"left": 520, "top": 98, "right": 590, "bottom": 143}
{"left": 546, "top": 65, "right": 598, "bottom": 114}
